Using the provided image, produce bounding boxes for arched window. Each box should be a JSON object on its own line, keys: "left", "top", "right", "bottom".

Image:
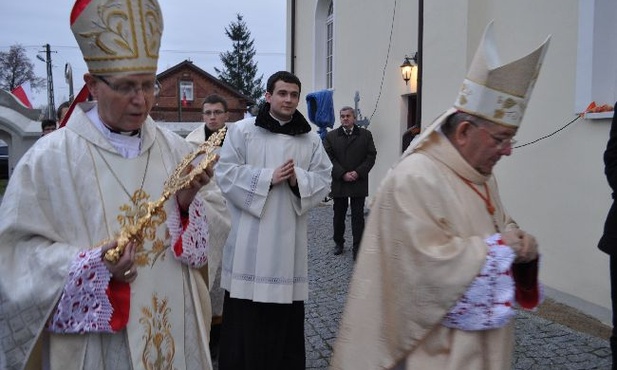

{"left": 315, "top": 0, "right": 334, "bottom": 89}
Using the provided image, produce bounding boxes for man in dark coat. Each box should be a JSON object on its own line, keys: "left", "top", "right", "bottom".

{"left": 599, "top": 104, "right": 617, "bottom": 370}
{"left": 324, "top": 106, "right": 377, "bottom": 259}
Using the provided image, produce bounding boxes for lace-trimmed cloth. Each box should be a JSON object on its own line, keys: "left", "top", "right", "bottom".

{"left": 47, "top": 197, "right": 210, "bottom": 334}
{"left": 169, "top": 196, "right": 210, "bottom": 268}
{"left": 47, "top": 248, "right": 114, "bottom": 333}
{"left": 442, "top": 234, "right": 516, "bottom": 331}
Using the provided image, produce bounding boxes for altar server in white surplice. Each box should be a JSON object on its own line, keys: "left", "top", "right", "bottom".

{"left": 0, "top": 1, "right": 221, "bottom": 369}
{"left": 215, "top": 71, "right": 332, "bottom": 370}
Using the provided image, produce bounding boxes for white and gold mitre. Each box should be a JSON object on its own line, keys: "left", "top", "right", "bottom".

{"left": 70, "top": 0, "right": 163, "bottom": 76}
{"left": 454, "top": 22, "right": 550, "bottom": 127}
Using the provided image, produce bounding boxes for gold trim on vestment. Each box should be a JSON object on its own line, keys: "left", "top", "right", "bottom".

{"left": 139, "top": 294, "right": 176, "bottom": 369}
{"left": 104, "top": 127, "right": 226, "bottom": 263}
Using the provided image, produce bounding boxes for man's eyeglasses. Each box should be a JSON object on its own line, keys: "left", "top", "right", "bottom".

{"left": 203, "top": 110, "right": 226, "bottom": 117}
{"left": 95, "top": 75, "right": 160, "bottom": 97}
{"left": 469, "top": 121, "right": 517, "bottom": 149}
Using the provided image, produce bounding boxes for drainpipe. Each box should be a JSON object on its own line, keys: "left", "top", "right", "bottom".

{"left": 416, "top": 0, "right": 423, "bottom": 126}
{"left": 290, "top": 0, "right": 296, "bottom": 74}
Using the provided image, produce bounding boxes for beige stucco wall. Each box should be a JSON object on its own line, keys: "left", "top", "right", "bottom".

{"left": 289, "top": 0, "right": 612, "bottom": 321}
{"left": 289, "top": 0, "right": 420, "bottom": 194}
{"left": 469, "top": 0, "right": 612, "bottom": 320}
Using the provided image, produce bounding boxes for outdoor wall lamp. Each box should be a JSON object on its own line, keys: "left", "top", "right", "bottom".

{"left": 400, "top": 53, "right": 418, "bottom": 92}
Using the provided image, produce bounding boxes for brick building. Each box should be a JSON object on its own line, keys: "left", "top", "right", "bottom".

{"left": 151, "top": 60, "right": 254, "bottom": 123}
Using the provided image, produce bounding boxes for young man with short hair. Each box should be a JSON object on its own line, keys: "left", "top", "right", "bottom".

{"left": 41, "top": 118, "right": 57, "bottom": 136}
{"left": 215, "top": 71, "right": 332, "bottom": 370}
{"left": 185, "top": 93, "right": 232, "bottom": 363}
{"left": 186, "top": 94, "right": 230, "bottom": 143}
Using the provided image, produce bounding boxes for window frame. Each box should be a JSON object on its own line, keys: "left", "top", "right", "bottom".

{"left": 575, "top": 0, "right": 617, "bottom": 115}
{"left": 326, "top": 2, "right": 334, "bottom": 89}
{"left": 179, "top": 81, "right": 194, "bottom": 102}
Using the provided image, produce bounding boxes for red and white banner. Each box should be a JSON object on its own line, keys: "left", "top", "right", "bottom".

{"left": 181, "top": 89, "right": 188, "bottom": 107}
{"left": 11, "top": 81, "right": 33, "bottom": 108}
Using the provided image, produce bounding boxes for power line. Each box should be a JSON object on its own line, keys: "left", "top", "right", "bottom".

{"left": 162, "top": 48, "right": 284, "bottom": 56}
{"left": 0, "top": 44, "right": 284, "bottom": 57}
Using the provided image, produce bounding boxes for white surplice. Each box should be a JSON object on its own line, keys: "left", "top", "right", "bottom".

{"left": 186, "top": 123, "right": 232, "bottom": 318}
{"left": 215, "top": 117, "right": 332, "bottom": 304}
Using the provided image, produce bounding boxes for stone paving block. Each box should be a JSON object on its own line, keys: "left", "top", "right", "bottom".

{"left": 306, "top": 358, "right": 329, "bottom": 369}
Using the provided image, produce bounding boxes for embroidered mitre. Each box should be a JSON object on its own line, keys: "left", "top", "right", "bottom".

{"left": 400, "top": 22, "right": 550, "bottom": 158}
{"left": 453, "top": 21, "right": 550, "bottom": 127}
{"left": 70, "top": 0, "right": 163, "bottom": 75}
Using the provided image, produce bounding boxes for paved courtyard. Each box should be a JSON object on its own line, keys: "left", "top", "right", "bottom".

{"left": 305, "top": 204, "right": 612, "bottom": 370}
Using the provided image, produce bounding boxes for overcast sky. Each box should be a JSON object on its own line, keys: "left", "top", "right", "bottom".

{"left": 0, "top": 0, "right": 287, "bottom": 108}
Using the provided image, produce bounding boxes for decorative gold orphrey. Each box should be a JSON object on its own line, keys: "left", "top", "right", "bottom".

{"left": 104, "top": 127, "right": 227, "bottom": 264}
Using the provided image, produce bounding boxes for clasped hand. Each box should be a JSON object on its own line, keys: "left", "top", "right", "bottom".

{"left": 502, "top": 228, "right": 538, "bottom": 263}
{"left": 343, "top": 171, "right": 358, "bottom": 182}
{"left": 272, "top": 159, "right": 297, "bottom": 187}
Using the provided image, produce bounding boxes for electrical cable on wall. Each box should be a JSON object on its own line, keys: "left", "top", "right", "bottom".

{"left": 368, "top": 0, "right": 398, "bottom": 121}
{"left": 514, "top": 115, "right": 582, "bottom": 149}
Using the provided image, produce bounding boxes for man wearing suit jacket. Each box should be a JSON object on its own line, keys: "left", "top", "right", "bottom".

{"left": 599, "top": 104, "right": 617, "bottom": 370}
{"left": 324, "top": 106, "right": 377, "bottom": 259}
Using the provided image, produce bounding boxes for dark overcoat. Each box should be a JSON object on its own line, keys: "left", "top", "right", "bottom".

{"left": 599, "top": 104, "right": 617, "bottom": 255}
{"left": 323, "top": 125, "right": 377, "bottom": 198}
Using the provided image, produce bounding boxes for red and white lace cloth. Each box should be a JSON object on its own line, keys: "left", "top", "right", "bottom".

{"left": 442, "top": 233, "right": 542, "bottom": 331}
{"left": 47, "top": 198, "right": 209, "bottom": 334}
{"left": 47, "top": 248, "right": 114, "bottom": 333}
{"left": 168, "top": 196, "right": 210, "bottom": 268}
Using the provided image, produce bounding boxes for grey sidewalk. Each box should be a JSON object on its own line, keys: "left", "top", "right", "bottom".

{"left": 305, "top": 204, "right": 612, "bottom": 370}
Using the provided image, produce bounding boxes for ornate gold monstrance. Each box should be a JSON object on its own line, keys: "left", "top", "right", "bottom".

{"left": 104, "top": 127, "right": 227, "bottom": 264}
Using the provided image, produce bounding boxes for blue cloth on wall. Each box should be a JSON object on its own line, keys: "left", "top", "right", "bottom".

{"left": 306, "top": 90, "right": 335, "bottom": 139}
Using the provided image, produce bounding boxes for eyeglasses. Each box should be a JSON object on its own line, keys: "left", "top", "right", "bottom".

{"left": 469, "top": 121, "right": 517, "bottom": 149}
{"left": 95, "top": 75, "right": 160, "bottom": 97}
{"left": 202, "top": 110, "right": 226, "bottom": 117}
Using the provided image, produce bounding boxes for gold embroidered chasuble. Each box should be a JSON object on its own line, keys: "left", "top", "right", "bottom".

{"left": 331, "top": 131, "right": 519, "bottom": 370}
{"left": 0, "top": 103, "right": 212, "bottom": 370}
{"left": 90, "top": 145, "right": 202, "bottom": 369}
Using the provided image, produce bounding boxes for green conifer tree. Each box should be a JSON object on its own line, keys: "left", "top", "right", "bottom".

{"left": 215, "top": 14, "right": 265, "bottom": 103}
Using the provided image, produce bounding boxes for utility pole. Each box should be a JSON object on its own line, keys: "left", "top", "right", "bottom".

{"left": 38, "top": 44, "right": 56, "bottom": 120}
